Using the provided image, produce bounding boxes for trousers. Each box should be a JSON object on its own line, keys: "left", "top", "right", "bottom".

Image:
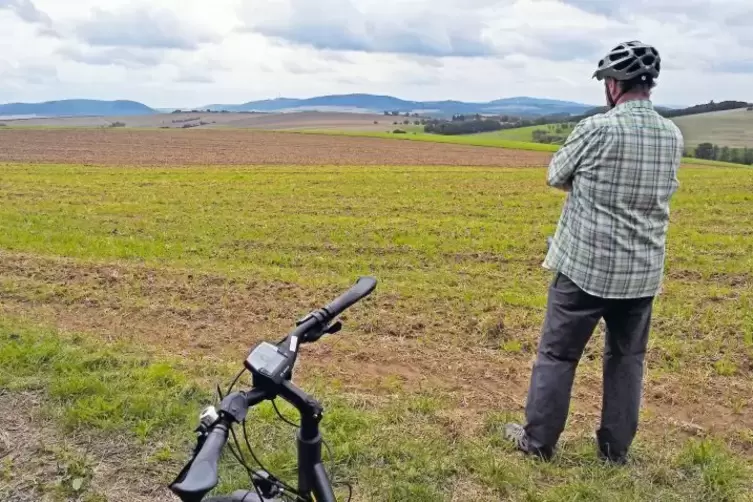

{"left": 523, "top": 272, "right": 654, "bottom": 459}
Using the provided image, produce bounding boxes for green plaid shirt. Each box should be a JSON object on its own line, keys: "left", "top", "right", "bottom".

{"left": 543, "top": 99, "right": 684, "bottom": 299}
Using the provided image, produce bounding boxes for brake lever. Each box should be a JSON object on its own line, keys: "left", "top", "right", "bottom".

{"left": 306, "top": 321, "right": 343, "bottom": 343}
{"left": 325, "top": 321, "right": 343, "bottom": 335}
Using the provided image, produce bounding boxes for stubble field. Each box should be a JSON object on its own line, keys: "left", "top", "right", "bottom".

{"left": 1, "top": 129, "right": 752, "bottom": 502}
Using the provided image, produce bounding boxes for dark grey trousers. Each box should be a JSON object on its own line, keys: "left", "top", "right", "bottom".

{"left": 523, "top": 272, "right": 654, "bottom": 459}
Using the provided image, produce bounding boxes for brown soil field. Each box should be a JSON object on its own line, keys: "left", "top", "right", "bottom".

{"left": 3, "top": 251, "right": 748, "bottom": 439}
{"left": 0, "top": 128, "right": 551, "bottom": 167}
{"left": 0, "top": 110, "right": 392, "bottom": 130}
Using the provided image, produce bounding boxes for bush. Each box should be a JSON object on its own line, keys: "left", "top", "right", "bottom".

{"left": 108, "top": 121, "right": 126, "bottom": 128}
{"left": 393, "top": 129, "right": 407, "bottom": 134}
{"left": 424, "top": 118, "right": 503, "bottom": 135}
{"left": 695, "top": 143, "right": 715, "bottom": 160}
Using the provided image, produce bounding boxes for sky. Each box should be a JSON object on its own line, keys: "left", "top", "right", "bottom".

{"left": 1, "top": 0, "right": 752, "bottom": 108}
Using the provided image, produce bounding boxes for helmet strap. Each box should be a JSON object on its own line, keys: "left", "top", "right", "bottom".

{"left": 605, "top": 81, "right": 625, "bottom": 109}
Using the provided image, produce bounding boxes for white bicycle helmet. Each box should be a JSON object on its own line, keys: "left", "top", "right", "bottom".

{"left": 593, "top": 41, "right": 661, "bottom": 81}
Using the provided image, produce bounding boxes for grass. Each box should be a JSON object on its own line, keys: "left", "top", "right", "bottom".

{"left": 2, "top": 320, "right": 752, "bottom": 502}
{"left": 294, "top": 129, "right": 560, "bottom": 152}
{"left": 1, "top": 161, "right": 752, "bottom": 500}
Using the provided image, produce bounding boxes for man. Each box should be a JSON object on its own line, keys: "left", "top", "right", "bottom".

{"left": 504, "top": 41, "right": 684, "bottom": 464}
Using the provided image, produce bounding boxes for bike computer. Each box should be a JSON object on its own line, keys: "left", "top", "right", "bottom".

{"left": 245, "top": 342, "right": 293, "bottom": 388}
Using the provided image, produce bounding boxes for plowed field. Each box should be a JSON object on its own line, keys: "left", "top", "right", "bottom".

{"left": 0, "top": 129, "right": 551, "bottom": 167}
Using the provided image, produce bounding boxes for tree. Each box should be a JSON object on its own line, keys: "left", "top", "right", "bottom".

{"left": 695, "top": 143, "right": 715, "bottom": 160}
{"left": 712, "top": 144, "right": 720, "bottom": 161}
{"left": 720, "top": 146, "right": 731, "bottom": 162}
{"left": 744, "top": 148, "right": 753, "bottom": 165}
{"left": 729, "top": 148, "right": 742, "bottom": 164}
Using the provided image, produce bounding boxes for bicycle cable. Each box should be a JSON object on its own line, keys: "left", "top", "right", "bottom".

{"left": 219, "top": 370, "right": 294, "bottom": 501}
{"left": 229, "top": 424, "right": 267, "bottom": 502}
{"left": 241, "top": 418, "right": 305, "bottom": 501}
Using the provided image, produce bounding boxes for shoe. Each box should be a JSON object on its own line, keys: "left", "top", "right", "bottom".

{"left": 594, "top": 433, "right": 627, "bottom": 465}
{"left": 504, "top": 423, "right": 553, "bottom": 461}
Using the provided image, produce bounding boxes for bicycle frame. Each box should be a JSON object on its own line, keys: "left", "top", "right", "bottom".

{"left": 280, "top": 380, "right": 336, "bottom": 502}
{"left": 170, "top": 276, "right": 377, "bottom": 502}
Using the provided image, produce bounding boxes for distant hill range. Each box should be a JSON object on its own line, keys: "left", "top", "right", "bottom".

{"left": 202, "top": 94, "right": 596, "bottom": 117}
{"left": 0, "top": 95, "right": 748, "bottom": 121}
{"left": 0, "top": 99, "right": 155, "bottom": 118}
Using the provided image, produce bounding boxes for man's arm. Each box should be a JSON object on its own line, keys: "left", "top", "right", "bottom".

{"left": 547, "top": 119, "right": 601, "bottom": 190}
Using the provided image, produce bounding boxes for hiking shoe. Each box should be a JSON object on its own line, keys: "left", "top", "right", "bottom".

{"left": 504, "top": 423, "right": 553, "bottom": 461}
{"left": 594, "top": 434, "right": 627, "bottom": 465}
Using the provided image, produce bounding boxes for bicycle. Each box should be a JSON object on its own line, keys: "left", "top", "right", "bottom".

{"left": 169, "top": 276, "right": 378, "bottom": 502}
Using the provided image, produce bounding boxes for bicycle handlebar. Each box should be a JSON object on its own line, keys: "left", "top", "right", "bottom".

{"left": 170, "top": 419, "right": 229, "bottom": 501}
{"left": 170, "top": 276, "right": 378, "bottom": 502}
{"left": 170, "top": 389, "right": 268, "bottom": 501}
{"left": 322, "top": 276, "right": 377, "bottom": 321}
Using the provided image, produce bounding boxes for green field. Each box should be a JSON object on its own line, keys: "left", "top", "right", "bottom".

{"left": 2, "top": 162, "right": 753, "bottom": 501}
{"left": 299, "top": 129, "right": 560, "bottom": 152}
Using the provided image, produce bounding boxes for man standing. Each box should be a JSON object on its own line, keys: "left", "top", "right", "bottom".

{"left": 505, "top": 41, "right": 684, "bottom": 463}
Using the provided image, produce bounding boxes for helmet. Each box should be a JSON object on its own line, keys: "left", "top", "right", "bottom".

{"left": 593, "top": 41, "right": 661, "bottom": 81}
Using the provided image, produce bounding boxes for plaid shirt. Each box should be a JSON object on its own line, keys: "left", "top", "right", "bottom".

{"left": 543, "top": 99, "right": 684, "bottom": 299}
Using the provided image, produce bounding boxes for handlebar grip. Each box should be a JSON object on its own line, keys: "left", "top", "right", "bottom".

{"left": 322, "top": 276, "right": 377, "bottom": 320}
{"left": 170, "top": 421, "right": 230, "bottom": 501}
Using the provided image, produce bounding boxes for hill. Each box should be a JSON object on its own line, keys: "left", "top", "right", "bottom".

{"left": 673, "top": 107, "right": 753, "bottom": 148}
{"left": 203, "top": 93, "right": 594, "bottom": 117}
{"left": 0, "top": 99, "right": 155, "bottom": 118}
{"left": 456, "top": 108, "right": 753, "bottom": 151}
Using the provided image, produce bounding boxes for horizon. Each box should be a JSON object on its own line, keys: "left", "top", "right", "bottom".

{"left": 3, "top": 92, "right": 713, "bottom": 111}
{"left": 2, "top": 1, "right": 752, "bottom": 109}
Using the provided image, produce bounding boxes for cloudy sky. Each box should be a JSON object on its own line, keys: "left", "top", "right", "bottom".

{"left": 1, "top": 0, "right": 751, "bottom": 108}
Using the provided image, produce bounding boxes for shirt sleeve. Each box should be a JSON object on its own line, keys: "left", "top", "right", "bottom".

{"left": 547, "top": 119, "right": 601, "bottom": 188}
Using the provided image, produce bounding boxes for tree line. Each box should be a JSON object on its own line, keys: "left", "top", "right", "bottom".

{"left": 421, "top": 100, "right": 751, "bottom": 137}
{"left": 692, "top": 143, "right": 753, "bottom": 165}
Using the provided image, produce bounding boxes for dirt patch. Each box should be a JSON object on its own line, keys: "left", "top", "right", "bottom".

{"left": 0, "top": 129, "right": 551, "bottom": 167}
{"left": 1, "top": 251, "right": 751, "bottom": 444}
{"left": 0, "top": 392, "right": 176, "bottom": 502}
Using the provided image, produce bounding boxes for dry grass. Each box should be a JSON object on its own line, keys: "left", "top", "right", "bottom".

{"left": 673, "top": 108, "right": 753, "bottom": 148}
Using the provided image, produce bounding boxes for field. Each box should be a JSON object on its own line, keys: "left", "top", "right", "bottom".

{"left": 673, "top": 108, "right": 753, "bottom": 148}
{"left": 1, "top": 129, "right": 753, "bottom": 502}
{"left": 0, "top": 129, "right": 550, "bottom": 167}
{"left": 0, "top": 111, "right": 390, "bottom": 131}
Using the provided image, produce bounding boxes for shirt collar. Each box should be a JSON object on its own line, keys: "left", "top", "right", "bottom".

{"left": 612, "top": 99, "right": 654, "bottom": 111}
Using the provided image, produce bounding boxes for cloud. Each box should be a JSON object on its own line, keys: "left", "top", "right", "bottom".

{"left": 559, "top": 0, "right": 713, "bottom": 20}
{"left": 59, "top": 46, "right": 165, "bottom": 69}
{"left": 176, "top": 72, "right": 214, "bottom": 84}
{"left": 0, "top": 60, "right": 59, "bottom": 88}
{"left": 0, "top": 0, "right": 51, "bottom": 26}
{"left": 240, "top": 0, "right": 497, "bottom": 57}
{"left": 713, "top": 60, "right": 753, "bottom": 74}
{"left": 556, "top": 0, "right": 620, "bottom": 16}
{"left": 1, "top": 0, "right": 752, "bottom": 107}
{"left": 74, "top": 6, "right": 219, "bottom": 50}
